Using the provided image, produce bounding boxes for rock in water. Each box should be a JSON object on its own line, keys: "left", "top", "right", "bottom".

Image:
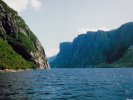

{"left": 0, "top": 0, "right": 50, "bottom": 69}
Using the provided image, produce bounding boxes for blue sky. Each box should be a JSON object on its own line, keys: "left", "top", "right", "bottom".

{"left": 4, "top": 0, "right": 133, "bottom": 57}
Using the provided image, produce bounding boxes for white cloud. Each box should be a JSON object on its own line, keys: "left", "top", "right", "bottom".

{"left": 4, "top": 0, "right": 29, "bottom": 12}
{"left": 30, "top": 0, "right": 42, "bottom": 11}
{"left": 3, "top": 0, "right": 42, "bottom": 13}
{"left": 46, "top": 48, "right": 59, "bottom": 57}
{"left": 77, "top": 27, "right": 109, "bottom": 34}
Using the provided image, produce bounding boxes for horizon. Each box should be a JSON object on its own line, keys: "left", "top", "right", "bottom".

{"left": 3, "top": 0, "right": 133, "bottom": 57}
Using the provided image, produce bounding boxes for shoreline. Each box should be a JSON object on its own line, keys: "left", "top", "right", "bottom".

{"left": 0, "top": 69, "right": 30, "bottom": 73}
{"left": 0, "top": 68, "right": 49, "bottom": 73}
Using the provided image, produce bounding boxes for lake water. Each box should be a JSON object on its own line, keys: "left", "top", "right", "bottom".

{"left": 0, "top": 68, "right": 133, "bottom": 100}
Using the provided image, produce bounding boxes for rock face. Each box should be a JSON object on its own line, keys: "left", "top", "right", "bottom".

{"left": 51, "top": 22, "right": 133, "bottom": 68}
{"left": 0, "top": 0, "right": 49, "bottom": 69}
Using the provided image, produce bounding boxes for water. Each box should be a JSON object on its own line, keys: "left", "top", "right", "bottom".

{"left": 0, "top": 68, "right": 133, "bottom": 100}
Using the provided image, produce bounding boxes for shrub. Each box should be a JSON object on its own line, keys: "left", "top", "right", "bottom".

{"left": 0, "top": 38, "right": 36, "bottom": 70}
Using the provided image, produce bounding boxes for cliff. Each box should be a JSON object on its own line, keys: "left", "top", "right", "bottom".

{"left": 0, "top": 0, "right": 50, "bottom": 70}
{"left": 51, "top": 22, "right": 133, "bottom": 68}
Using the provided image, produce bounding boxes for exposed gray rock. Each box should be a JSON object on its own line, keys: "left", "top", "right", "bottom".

{"left": 0, "top": 0, "right": 49, "bottom": 69}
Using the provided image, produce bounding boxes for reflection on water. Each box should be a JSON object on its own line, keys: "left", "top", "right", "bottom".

{"left": 0, "top": 68, "right": 133, "bottom": 100}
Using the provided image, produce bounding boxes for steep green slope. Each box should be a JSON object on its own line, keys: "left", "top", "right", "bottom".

{"left": 110, "top": 46, "right": 133, "bottom": 67}
{"left": 51, "top": 22, "right": 133, "bottom": 68}
{"left": 0, "top": 38, "right": 35, "bottom": 70}
{"left": 0, "top": 0, "right": 49, "bottom": 70}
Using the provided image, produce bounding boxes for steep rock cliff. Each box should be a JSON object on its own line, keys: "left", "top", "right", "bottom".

{"left": 0, "top": 0, "right": 49, "bottom": 69}
{"left": 51, "top": 22, "right": 133, "bottom": 68}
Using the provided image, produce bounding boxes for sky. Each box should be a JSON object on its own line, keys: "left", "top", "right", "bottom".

{"left": 3, "top": 0, "right": 133, "bottom": 57}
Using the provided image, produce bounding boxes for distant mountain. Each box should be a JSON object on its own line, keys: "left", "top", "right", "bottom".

{"left": 48, "top": 56, "right": 56, "bottom": 63}
{"left": 51, "top": 22, "right": 133, "bottom": 68}
{"left": 0, "top": 0, "right": 49, "bottom": 70}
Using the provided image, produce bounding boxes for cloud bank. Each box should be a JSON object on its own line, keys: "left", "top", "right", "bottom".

{"left": 3, "top": 0, "right": 42, "bottom": 13}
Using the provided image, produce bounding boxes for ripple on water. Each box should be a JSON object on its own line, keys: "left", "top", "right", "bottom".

{"left": 0, "top": 68, "right": 133, "bottom": 100}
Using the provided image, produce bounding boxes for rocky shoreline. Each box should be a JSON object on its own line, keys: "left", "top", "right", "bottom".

{"left": 0, "top": 69, "right": 30, "bottom": 73}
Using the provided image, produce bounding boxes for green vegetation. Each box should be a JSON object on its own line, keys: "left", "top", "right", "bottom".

{"left": 29, "top": 33, "right": 37, "bottom": 43}
{"left": 0, "top": 38, "right": 36, "bottom": 70}
{"left": 110, "top": 46, "right": 133, "bottom": 67}
{"left": 97, "top": 63, "right": 117, "bottom": 68}
{"left": 15, "top": 16, "right": 38, "bottom": 44}
{"left": 0, "top": 0, "right": 48, "bottom": 70}
{"left": 0, "top": 0, "right": 17, "bottom": 15}
{"left": 17, "top": 32, "right": 37, "bottom": 52}
{"left": 0, "top": 0, "right": 37, "bottom": 52}
{"left": 97, "top": 46, "right": 133, "bottom": 68}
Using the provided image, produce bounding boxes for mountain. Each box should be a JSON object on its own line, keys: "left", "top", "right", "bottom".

{"left": 48, "top": 56, "right": 56, "bottom": 63}
{"left": 0, "top": 0, "right": 50, "bottom": 70}
{"left": 51, "top": 22, "right": 133, "bottom": 68}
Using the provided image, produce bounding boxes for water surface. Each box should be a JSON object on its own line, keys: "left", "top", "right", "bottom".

{"left": 0, "top": 68, "right": 133, "bottom": 100}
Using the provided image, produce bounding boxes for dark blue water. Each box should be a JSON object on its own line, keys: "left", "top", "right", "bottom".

{"left": 0, "top": 68, "right": 133, "bottom": 100}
